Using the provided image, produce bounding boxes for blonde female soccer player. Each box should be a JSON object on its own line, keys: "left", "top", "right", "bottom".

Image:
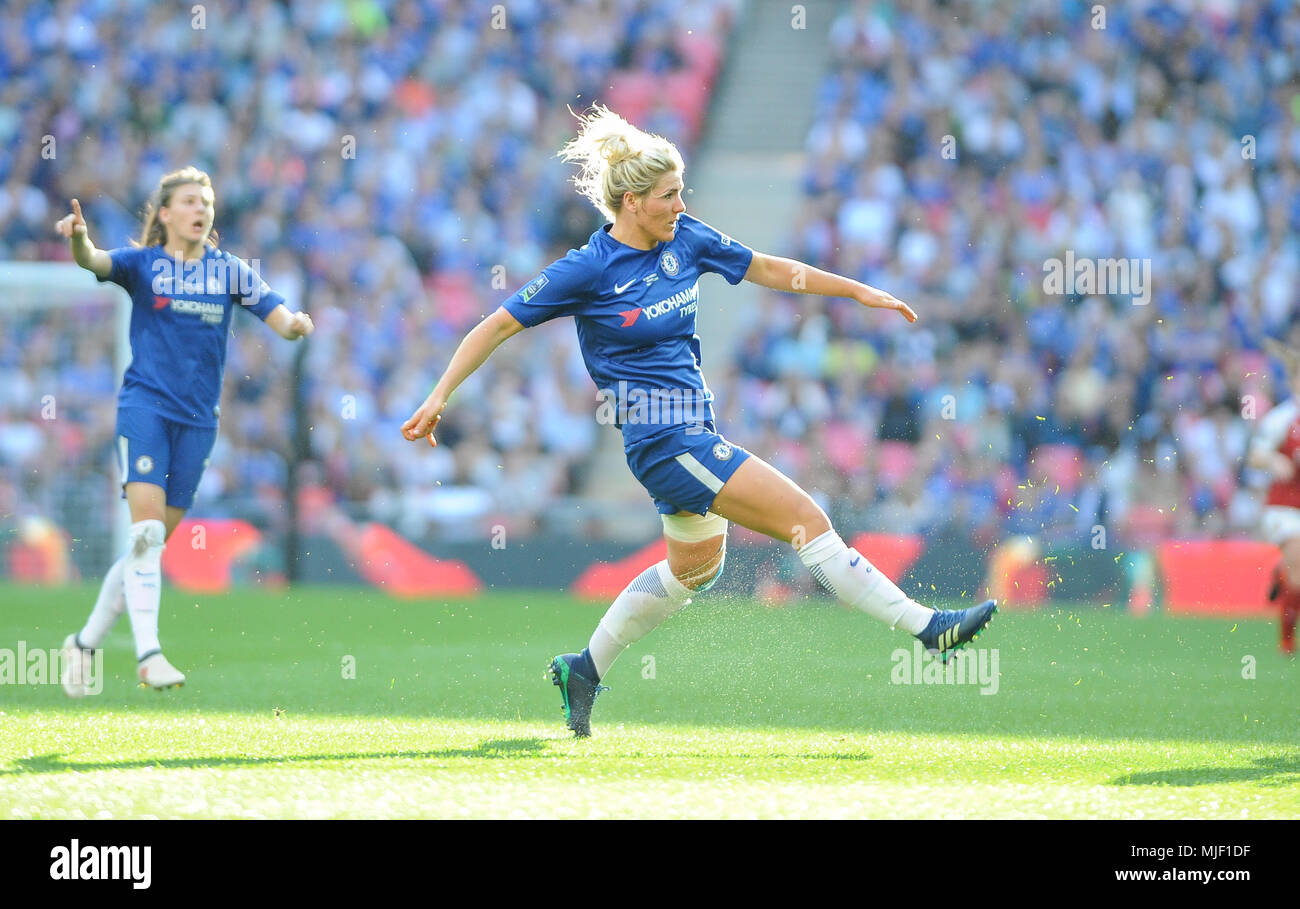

{"left": 55, "top": 166, "right": 314, "bottom": 695}
{"left": 403, "top": 106, "right": 996, "bottom": 736}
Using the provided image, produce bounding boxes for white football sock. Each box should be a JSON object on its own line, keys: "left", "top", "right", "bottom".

{"left": 798, "top": 530, "right": 933, "bottom": 634}
{"left": 77, "top": 555, "right": 127, "bottom": 649}
{"left": 588, "top": 560, "right": 693, "bottom": 679}
{"left": 123, "top": 519, "right": 166, "bottom": 659}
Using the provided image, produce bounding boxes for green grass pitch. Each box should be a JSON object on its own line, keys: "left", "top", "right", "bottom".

{"left": 0, "top": 582, "right": 1296, "bottom": 818}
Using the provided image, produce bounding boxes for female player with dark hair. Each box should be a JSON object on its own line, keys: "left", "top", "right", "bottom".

{"left": 403, "top": 106, "right": 996, "bottom": 736}
{"left": 55, "top": 166, "right": 314, "bottom": 695}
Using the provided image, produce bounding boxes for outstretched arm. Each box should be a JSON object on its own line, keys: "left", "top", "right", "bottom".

{"left": 401, "top": 305, "right": 526, "bottom": 446}
{"left": 743, "top": 251, "right": 917, "bottom": 323}
{"left": 54, "top": 199, "right": 112, "bottom": 280}
{"left": 1249, "top": 402, "right": 1298, "bottom": 481}
{"left": 1249, "top": 447, "right": 1295, "bottom": 481}
{"left": 265, "top": 304, "right": 315, "bottom": 340}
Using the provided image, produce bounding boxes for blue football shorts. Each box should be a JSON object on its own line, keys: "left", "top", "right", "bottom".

{"left": 115, "top": 406, "right": 218, "bottom": 510}
{"left": 624, "top": 422, "right": 752, "bottom": 516}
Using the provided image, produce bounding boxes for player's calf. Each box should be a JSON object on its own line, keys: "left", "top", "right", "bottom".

{"left": 797, "top": 529, "right": 934, "bottom": 633}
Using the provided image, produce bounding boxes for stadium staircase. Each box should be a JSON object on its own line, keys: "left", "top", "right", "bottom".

{"left": 689, "top": 0, "right": 841, "bottom": 358}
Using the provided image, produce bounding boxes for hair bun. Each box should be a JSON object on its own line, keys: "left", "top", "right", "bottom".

{"left": 600, "top": 134, "right": 640, "bottom": 165}
{"left": 558, "top": 103, "right": 682, "bottom": 221}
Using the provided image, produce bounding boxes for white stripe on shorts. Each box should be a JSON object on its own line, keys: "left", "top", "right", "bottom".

{"left": 118, "top": 435, "right": 129, "bottom": 486}
{"left": 674, "top": 452, "right": 724, "bottom": 494}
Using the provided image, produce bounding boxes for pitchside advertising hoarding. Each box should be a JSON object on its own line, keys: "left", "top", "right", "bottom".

{"left": 7, "top": 512, "right": 1272, "bottom": 616}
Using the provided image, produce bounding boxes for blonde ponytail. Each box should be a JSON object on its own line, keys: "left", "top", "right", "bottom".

{"left": 558, "top": 104, "right": 685, "bottom": 221}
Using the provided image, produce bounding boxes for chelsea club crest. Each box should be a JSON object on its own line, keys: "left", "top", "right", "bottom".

{"left": 659, "top": 250, "right": 680, "bottom": 277}
{"left": 712, "top": 441, "right": 733, "bottom": 461}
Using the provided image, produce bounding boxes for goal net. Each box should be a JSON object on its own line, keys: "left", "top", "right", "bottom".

{"left": 0, "top": 262, "right": 130, "bottom": 582}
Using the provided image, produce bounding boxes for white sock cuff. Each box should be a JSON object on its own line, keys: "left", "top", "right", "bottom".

{"left": 655, "top": 560, "right": 693, "bottom": 602}
{"left": 129, "top": 519, "right": 166, "bottom": 552}
{"left": 797, "top": 529, "right": 847, "bottom": 567}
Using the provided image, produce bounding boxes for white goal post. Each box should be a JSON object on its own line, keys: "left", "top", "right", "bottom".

{"left": 0, "top": 261, "right": 132, "bottom": 568}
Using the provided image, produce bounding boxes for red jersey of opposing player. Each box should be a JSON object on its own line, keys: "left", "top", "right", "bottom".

{"left": 1252, "top": 399, "right": 1300, "bottom": 508}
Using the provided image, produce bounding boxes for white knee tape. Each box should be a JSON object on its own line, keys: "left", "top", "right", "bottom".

{"left": 661, "top": 511, "right": 728, "bottom": 543}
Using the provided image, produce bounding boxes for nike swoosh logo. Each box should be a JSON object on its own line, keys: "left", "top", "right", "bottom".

{"left": 613, "top": 279, "right": 636, "bottom": 294}
{"left": 849, "top": 556, "right": 861, "bottom": 567}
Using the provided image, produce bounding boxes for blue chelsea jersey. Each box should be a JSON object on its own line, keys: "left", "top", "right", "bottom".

{"left": 503, "top": 212, "right": 754, "bottom": 448}
{"left": 98, "top": 245, "right": 283, "bottom": 427}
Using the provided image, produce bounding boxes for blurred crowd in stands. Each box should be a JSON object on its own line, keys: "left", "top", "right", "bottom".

{"left": 730, "top": 0, "right": 1299, "bottom": 549}
{"left": 1, "top": 0, "right": 1296, "bottom": 569}
{"left": 0, "top": 0, "right": 736, "bottom": 559}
